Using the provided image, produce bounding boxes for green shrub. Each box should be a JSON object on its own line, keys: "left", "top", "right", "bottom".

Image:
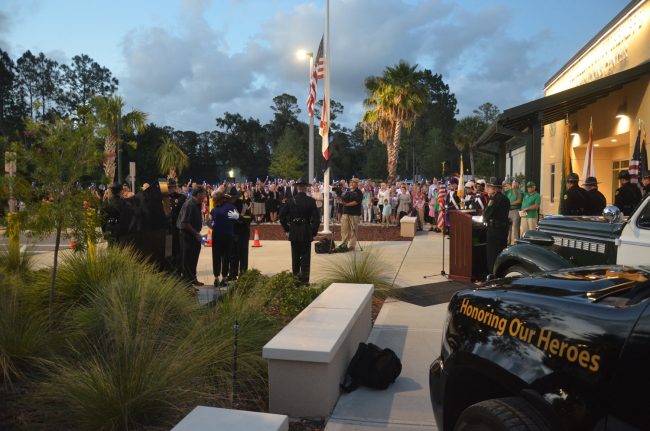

{"left": 0, "top": 275, "right": 51, "bottom": 388}
{"left": 231, "top": 269, "right": 269, "bottom": 297}
{"left": 259, "top": 272, "right": 324, "bottom": 321}
{"left": 318, "top": 248, "right": 394, "bottom": 298}
{"left": 0, "top": 246, "right": 34, "bottom": 277}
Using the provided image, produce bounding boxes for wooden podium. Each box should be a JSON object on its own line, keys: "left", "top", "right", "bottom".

{"left": 449, "top": 210, "right": 475, "bottom": 282}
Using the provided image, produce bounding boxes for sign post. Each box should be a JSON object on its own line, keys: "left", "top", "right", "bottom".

{"left": 129, "top": 162, "right": 136, "bottom": 193}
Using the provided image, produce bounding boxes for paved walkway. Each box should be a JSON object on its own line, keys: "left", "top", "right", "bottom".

{"left": 323, "top": 232, "right": 448, "bottom": 431}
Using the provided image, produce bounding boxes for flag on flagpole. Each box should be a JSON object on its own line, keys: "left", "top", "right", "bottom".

{"left": 582, "top": 117, "right": 595, "bottom": 181}
{"left": 319, "top": 97, "right": 330, "bottom": 159}
{"left": 306, "top": 36, "right": 324, "bottom": 118}
{"left": 458, "top": 154, "right": 464, "bottom": 199}
{"left": 642, "top": 126, "right": 648, "bottom": 181}
{"left": 559, "top": 119, "right": 573, "bottom": 214}
{"left": 630, "top": 124, "right": 642, "bottom": 185}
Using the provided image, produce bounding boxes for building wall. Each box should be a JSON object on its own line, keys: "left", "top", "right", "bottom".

{"left": 546, "top": 1, "right": 650, "bottom": 95}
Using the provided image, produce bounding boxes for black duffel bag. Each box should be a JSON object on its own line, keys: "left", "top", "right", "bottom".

{"left": 341, "top": 342, "right": 402, "bottom": 392}
{"left": 315, "top": 238, "right": 335, "bottom": 254}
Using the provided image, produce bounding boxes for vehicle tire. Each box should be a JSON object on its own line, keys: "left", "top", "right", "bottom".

{"left": 454, "top": 397, "right": 551, "bottom": 431}
{"left": 503, "top": 265, "right": 530, "bottom": 278}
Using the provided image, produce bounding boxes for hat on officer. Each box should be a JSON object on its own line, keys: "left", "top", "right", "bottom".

{"left": 618, "top": 170, "right": 631, "bottom": 180}
{"left": 487, "top": 177, "right": 503, "bottom": 187}
{"left": 567, "top": 172, "right": 579, "bottom": 183}
{"left": 449, "top": 177, "right": 459, "bottom": 185}
{"left": 476, "top": 179, "right": 486, "bottom": 185}
{"left": 643, "top": 171, "right": 650, "bottom": 179}
{"left": 526, "top": 181, "right": 536, "bottom": 187}
{"left": 465, "top": 181, "right": 475, "bottom": 188}
{"left": 582, "top": 176, "right": 599, "bottom": 186}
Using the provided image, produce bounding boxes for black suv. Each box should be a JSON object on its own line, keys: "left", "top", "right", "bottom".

{"left": 429, "top": 266, "right": 650, "bottom": 431}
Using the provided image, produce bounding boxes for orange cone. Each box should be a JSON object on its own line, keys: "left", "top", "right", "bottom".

{"left": 252, "top": 229, "right": 262, "bottom": 247}
{"left": 205, "top": 229, "right": 212, "bottom": 247}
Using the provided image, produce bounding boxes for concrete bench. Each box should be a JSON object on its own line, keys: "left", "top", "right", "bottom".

{"left": 400, "top": 216, "right": 417, "bottom": 237}
{"left": 171, "top": 406, "right": 288, "bottom": 431}
{"left": 263, "top": 283, "right": 374, "bottom": 419}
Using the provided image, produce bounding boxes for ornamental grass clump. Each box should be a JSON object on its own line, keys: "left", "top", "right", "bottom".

{"left": 319, "top": 248, "right": 394, "bottom": 298}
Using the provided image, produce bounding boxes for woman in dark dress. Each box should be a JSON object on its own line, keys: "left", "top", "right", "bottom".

{"left": 267, "top": 184, "right": 280, "bottom": 223}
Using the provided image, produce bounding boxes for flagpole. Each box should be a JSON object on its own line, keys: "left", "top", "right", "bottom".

{"left": 308, "top": 55, "right": 315, "bottom": 184}
{"left": 321, "top": 0, "right": 332, "bottom": 234}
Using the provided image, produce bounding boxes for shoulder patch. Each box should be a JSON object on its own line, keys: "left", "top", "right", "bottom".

{"left": 563, "top": 194, "right": 568, "bottom": 200}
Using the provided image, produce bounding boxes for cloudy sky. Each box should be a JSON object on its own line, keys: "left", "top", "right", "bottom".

{"left": 0, "top": 0, "right": 628, "bottom": 131}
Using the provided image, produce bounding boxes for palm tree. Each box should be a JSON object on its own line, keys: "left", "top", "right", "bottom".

{"left": 157, "top": 136, "right": 189, "bottom": 180}
{"left": 453, "top": 115, "right": 486, "bottom": 177}
{"left": 361, "top": 61, "right": 427, "bottom": 182}
{"left": 92, "top": 95, "right": 147, "bottom": 182}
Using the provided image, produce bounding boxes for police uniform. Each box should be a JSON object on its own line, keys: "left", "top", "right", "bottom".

{"left": 229, "top": 191, "right": 252, "bottom": 279}
{"left": 483, "top": 177, "right": 510, "bottom": 275}
{"left": 615, "top": 171, "right": 642, "bottom": 216}
{"left": 168, "top": 181, "right": 187, "bottom": 272}
{"left": 582, "top": 177, "right": 606, "bottom": 216}
{"left": 101, "top": 183, "right": 136, "bottom": 246}
{"left": 643, "top": 172, "right": 650, "bottom": 196}
{"left": 178, "top": 187, "right": 206, "bottom": 285}
{"left": 560, "top": 173, "right": 587, "bottom": 216}
{"left": 280, "top": 184, "right": 321, "bottom": 284}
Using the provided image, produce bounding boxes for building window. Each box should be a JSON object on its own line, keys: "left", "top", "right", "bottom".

{"left": 550, "top": 164, "right": 556, "bottom": 203}
{"left": 612, "top": 160, "right": 630, "bottom": 199}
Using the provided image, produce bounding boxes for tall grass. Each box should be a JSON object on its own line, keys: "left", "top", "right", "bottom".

{"left": 319, "top": 248, "right": 395, "bottom": 298}
{"left": 0, "top": 246, "right": 34, "bottom": 277}
{"left": 0, "top": 275, "right": 51, "bottom": 388}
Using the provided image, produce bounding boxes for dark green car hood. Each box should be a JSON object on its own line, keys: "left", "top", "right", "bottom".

{"left": 539, "top": 216, "right": 625, "bottom": 240}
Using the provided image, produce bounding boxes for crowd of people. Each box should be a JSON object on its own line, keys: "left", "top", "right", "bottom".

{"left": 98, "top": 168, "right": 650, "bottom": 287}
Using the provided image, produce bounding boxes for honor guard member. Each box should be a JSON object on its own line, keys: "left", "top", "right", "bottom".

{"left": 641, "top": 172, "right": 650, "bottom": 196}
{"left": 483, "top": 177, "right": 510, "bottom": 276}
{"left": 178, "top": 185, "right": 207, "bottom": 286}
{"left": 473, "top": 179, "right": 488, "bottom": 215}
{"left": 229, "top": 189, "right": 253, "bottom": 280}
{"left": 560, "top": 173, "right": 587, "bottom": 216}
{"left": 463, "top": 181, "right": 476, "bottom": 210}
{"left": 446, "top": 177, "right": 462, "bottom": 211}
{"left": 582, "top": 176, "right": 606, "bottom": 216}
{"left": 615, "top": 170, "right": 642, "bottom": 216}
{"left": 280, "top": 181, "right": 321, "bottom": 284}
{"left": 167, "top": 179, "right": 186, "bottom": 273}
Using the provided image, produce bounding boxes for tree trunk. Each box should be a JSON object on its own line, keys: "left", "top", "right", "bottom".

{"left": 48, "top": 221, "right": 62, "bottom": 327}
{"left": 103, "top": 134, "right": 117, "bottom": 181}
{"left": 469, "top": 147, "right": 475, "bottom": 177}
{"left": 386, "top": 120, "right": 402, "bottom": 182}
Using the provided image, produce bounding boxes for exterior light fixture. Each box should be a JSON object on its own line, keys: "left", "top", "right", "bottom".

{"left": 570, "top": 123, "right": 579, "bottom": 137}
{"left": 228, "top": 169, "right": 234, "bottom": 178}
{"left": 296, "top": 49, "right": 313, "bottom": 60}
{"left": 616, "top": 103, "right": 628, "bottom": 119}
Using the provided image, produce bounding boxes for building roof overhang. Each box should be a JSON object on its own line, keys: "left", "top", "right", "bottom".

{"left": 476, "top": 60, "right": 650, "bottom": 150}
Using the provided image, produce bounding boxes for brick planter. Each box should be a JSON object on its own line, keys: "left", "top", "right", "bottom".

{"left": 247, "top": 223, "right": 411, "bottom": 241}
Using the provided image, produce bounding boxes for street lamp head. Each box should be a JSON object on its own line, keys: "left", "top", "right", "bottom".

{"left": 228, "top": 169, "right": 235, "bottom": 178}
{"left": 296, "top": 49, "right": 313, "bottom": 60}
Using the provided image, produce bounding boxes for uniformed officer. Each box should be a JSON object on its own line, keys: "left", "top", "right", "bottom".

{"left": 615, "top": 170, "right": 642, "bottom": 216}
{"left": 582, "top": 177, "right": 606, "bottom": 216}
{"left": 483, "top": 177, "right": 510, "bottom": 276}
{"left": 229, "top": 189, "right": 253, "bottom": 280}
{"left": 101, "top": 182, "right": 135, "bottom": 246}
{"left": 473, "top": 179, "right": 488, "bottom": 215}
{"left": 445, "top": 177, "right": 462, "bottom": 211}
{"left": 560, "top": 173, "right": 588, "bottom": 216}
{"left": 280, "top": 181, "right": 321, "bottom": 284}
{"left": 641, "top": 172, "right": 650, "bottom": 196}
{"left": 167, "top": 179, "right": 186, "bottom": 273}
{"left": 178, "top": 185, "right": 207, "bottom": 286}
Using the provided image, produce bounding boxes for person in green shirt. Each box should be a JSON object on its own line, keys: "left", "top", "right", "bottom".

{"left": 521, "top": 181, "right": 541, "bottom": 234}
{"left": 506, "top": 179, "right": 523, "bottom": 243}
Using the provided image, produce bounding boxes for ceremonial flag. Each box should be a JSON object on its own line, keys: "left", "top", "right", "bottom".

{"left": 320, "top": 98, "right": 330, "bottom": 159}
{"left": 630, "top": 125, "right": 642, "bottom": 185}
{"left": 582, "top": 117, "right": 595, "bottom": 181}
{"left": 458, "top": 154, "right": 464, "bottom": 199}
{"left": 642, "top": 127, "right": 648, "bottom": 181}
{"left": 306, "top": 36, "right": 324, "bottom": 118}
{"left": 436, "top": 184, "right": 446, "bottom": 230}
{"left": 558, "top": 119, "right": 573, "bottom": 214}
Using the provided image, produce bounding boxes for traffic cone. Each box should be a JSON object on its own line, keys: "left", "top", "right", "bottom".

{"left": 205, "top": 229, "right": 212, "bottom": 247}
{"left": 252, "top": 229, "right": 262, "bottom": 247}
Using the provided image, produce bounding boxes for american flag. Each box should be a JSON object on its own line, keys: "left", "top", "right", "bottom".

{"left": 306, "top": 36, "right": 324, "bottom": 118}
{"left": 630, "top": 126, "right": 642, "bottom": 185}
{"left": 437, "top": 184, "right": 446, "bottom": 230}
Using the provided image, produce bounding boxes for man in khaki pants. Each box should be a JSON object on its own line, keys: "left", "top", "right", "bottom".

{"left": 337, "top": 178, "right": 363, "bottom": 251}
{"left": 520, "top": 181, "right": 540, "bottom": 234}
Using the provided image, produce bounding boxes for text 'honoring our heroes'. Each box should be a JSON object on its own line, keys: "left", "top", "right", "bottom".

{"left": 458, "top": 298, "right": 601, "bottom": 372}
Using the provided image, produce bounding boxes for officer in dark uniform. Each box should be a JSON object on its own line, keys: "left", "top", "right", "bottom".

{"left": 560, "top": 173, "right": 588, "bottom": 216}
{"left": 279, "top": 181, "right": 320, "bottom": 284}
{"left": 229, "top": 189, "right": 253, "bottom": 280}
{"left": 582, "top": 176, "right": 606, "bottom": 216}
{"left": 642, "top": 172, "right": 650, "bottom": 196}
{"left": 178, "top": 185, "right": 206, "bottom": 286}
{"left": 615, "top": 170, "right": 642, "bottom": 216}
{"left": 483, "top": 177, "right": 510, "bottom": 276}
{"left": 101, "top": 182, "right": 135, "bottom": 246}
{"left": 167, "top": 179, "right": 186, "bottom": 273}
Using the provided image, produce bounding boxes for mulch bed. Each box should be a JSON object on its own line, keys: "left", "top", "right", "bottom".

{"left": 248, "top": 223, "right": 412, "bottom": 241}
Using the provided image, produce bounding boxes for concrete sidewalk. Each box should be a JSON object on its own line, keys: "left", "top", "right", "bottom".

{"left": 323, "top": 232, "right": 450, "bottom": 431}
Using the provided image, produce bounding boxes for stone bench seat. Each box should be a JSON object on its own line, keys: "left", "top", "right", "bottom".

{"left": 263, "top": 283, "right": 373, "bottom": 419}
{"left": 172, "top": 406, "right": 288, "bottom": 431}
